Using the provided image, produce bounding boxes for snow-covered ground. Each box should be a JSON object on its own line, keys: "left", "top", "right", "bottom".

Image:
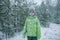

{"left": 3, "top": 23, "right": 60, "bottom": 40}
{"left": 40, "top": 23, "right": 60, "bottom": 40}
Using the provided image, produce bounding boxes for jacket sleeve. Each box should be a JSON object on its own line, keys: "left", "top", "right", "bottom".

{"left": 23, "top": 18, "right": 27, "bottom": 38}
{"left": 36, "top": 17, "right": 41, "bottom": 39}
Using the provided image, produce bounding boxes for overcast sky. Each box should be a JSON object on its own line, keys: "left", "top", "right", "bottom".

{"left": 34, "top": 0, "right": 57, "bottom": 6}
{"left": 10, "top": 0, "right": 57, "bottom": 7}
{"left": 34, "top": 0, "right": 43, "bottom": 5}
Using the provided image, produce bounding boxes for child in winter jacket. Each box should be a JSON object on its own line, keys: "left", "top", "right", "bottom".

{"left": 23, "top": 7, "right": 41, "bottom": 40}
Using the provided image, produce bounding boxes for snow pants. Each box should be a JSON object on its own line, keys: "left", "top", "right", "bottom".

{"left": 27, "top": 36, "right": 37, "bottom": 40}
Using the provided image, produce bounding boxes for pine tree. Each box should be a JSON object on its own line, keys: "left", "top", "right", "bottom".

{"left": 55, "top": 0, "right": 60, "bottom": 24}
{"left": 36, "top": 1, "right": 50, "bottom": 27}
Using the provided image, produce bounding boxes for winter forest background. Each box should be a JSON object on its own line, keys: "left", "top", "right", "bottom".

{"left": 0, "top": 0, "right": 60, "bottom": 40}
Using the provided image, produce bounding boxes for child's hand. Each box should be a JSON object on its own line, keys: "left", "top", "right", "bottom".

{"left": 23, "top": 36, "right": 25, "bottom": 38}
{"left": 23, "top": 34, "right": 25, "bottom": 38}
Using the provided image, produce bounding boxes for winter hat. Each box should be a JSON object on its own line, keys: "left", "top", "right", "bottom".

{"left": 29, "top": 6, "right": 35, "bottom": 13}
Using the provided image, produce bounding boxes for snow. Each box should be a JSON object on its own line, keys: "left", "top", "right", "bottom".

{"left": 40, "top": 23, "right": 60, "bottom": 40}
{"left": 3, "top": 23, "right": 60, "bottom": 40}
{"left": 0, "top": 32, "right": 6, "bottom": 40}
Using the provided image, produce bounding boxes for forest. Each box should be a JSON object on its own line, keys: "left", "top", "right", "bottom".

{"left": 0, "top": 0, "right": 60, "bottom": 40}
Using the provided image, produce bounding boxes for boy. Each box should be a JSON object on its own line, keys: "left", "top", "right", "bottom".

{"left": 23, "top": 7, "right": 41, "bottom": 40}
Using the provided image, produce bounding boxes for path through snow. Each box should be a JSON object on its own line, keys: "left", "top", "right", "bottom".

{"left": 3, "top": 23, "right": 60, "bottom": 40}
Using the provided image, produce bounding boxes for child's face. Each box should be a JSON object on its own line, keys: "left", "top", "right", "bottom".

{"left": 29, "top": 13, "right": 34, "bottom": 16}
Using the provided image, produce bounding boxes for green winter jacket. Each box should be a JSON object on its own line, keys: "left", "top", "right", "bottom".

{"left": 23, "top": 15, "right": 41, "bottom": 39}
